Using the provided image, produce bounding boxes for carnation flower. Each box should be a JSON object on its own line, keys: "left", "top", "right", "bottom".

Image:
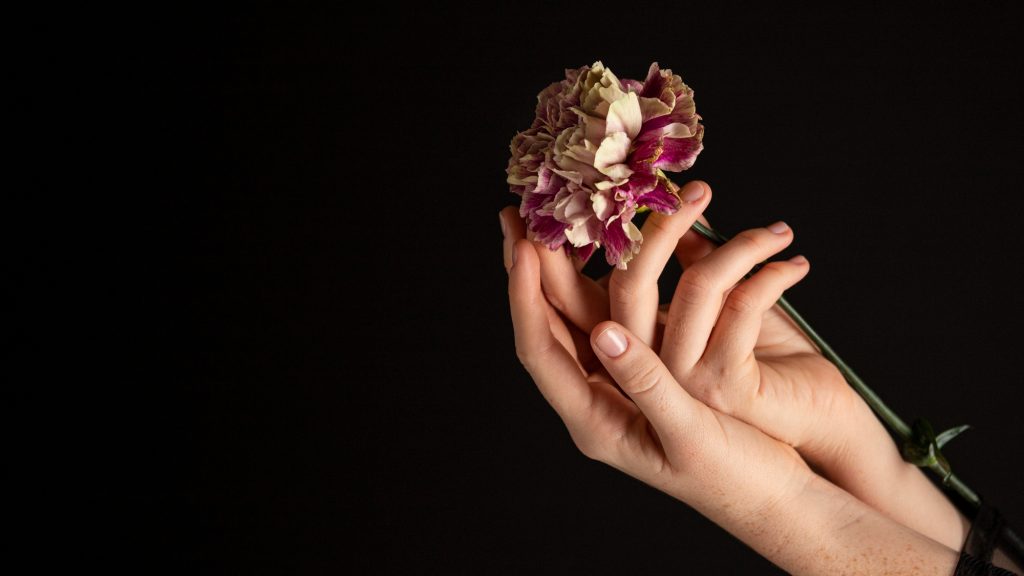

{"left": 506, "top": 61, "right": 704, "bottom": 268}
{"left": 504, "top": 63, "right": 1013, "bottom": 557}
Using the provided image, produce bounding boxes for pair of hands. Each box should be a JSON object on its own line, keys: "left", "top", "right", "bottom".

{"left": 502, "top": 180, "right": 965, "bottom": 574}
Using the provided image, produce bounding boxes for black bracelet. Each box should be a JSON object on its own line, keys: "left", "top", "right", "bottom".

{"left": 955, "top": 501, "right": 1018, "bottom": 576}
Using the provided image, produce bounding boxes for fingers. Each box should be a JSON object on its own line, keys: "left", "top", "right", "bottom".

{"left": 535, "top": 242, "right": 609, "bottom": 334}
{"left": 674, "top": 213, "right": 717, "bottom": 269}
{"left": 609, "top": 180, "right": 711, "bottom": 346}
{"left": 501, "top": 206, "right": 607, "bottom": 332}
{"left": 508, "top": 240, "right": 593, "bottom": 424}
{"left": 662, "top": 221, "right": 796, "bottom": 373}
{"left": 705, "top": 255, "right": 810, "bottom": 368}
{"left": 499, "top": 207, "right": 526, "bottom": 272}
{"left": 590, "top": 321, "right": 697, "bottom": 451}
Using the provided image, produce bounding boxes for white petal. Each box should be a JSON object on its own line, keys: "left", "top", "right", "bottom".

{"left": 582, "top": 114, "right": 607, "bottom": 144}
{"left": 602, "top": 163, "right": 634, "bottom": 181}
{"left": 565, "top": 222, "right": 596, "bottom": 247}
{"left": 624, "top": 220, "right": 643, "bottom": 242}
{"left": 661, "top": 123, "right": 694, "bottom": 139}
{"left": 607, "top": 93, "right": 642, "bottom": 140}
{"left": 551, "top": 167, "right": 582, "bottom": 184}
{"left": 638, "top": 96, "right": 672, "bottom": 122}
{"left": 594, "top": 132, "right": 631, "bottom": 171}
{"left": 591, "top": 191, "right": 614, "bottom": 221}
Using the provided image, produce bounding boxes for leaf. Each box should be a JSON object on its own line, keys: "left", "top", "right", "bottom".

{"left": 936, "top": 424, "right": 970, "bottom": 449}
{"left": 901, "top": 418, "right": 960, "bottom": 484}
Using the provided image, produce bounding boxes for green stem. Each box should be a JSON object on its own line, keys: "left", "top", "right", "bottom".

{"left": 688, "top": 220, "right": 980, "bottom": 507}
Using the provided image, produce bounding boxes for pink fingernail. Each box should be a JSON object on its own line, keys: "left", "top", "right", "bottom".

{"left": 789, "top": 254, "right": 808, "bottom": 265}
{"left": 595, "top": 327, "right": 628, "bottom": 357}
{"left": 499, "top": 212, "right": 507, "bottom": 238}
{"left": 511, "top": 243, "right": 518, "bottom": 267}
{"left": 681, "top": 182, "right": 705, "bottom": 203}
{"left": 768, "top": 221, "right": 789, "bottom": 234}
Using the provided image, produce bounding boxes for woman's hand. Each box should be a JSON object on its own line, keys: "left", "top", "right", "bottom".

{"left": 502, "top": 232, "right": 959, "bottom": 575}
{"left": 506, "top": 180, "right": 968, "bottom": 551}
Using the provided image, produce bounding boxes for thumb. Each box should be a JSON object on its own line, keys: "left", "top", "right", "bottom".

{"left": 591, "top": 321, "right": 698, "bottom": 447}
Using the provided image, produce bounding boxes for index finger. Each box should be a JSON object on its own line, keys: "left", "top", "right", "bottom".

{"left": 508, "top": 240, "right": 594, "bottom": 424}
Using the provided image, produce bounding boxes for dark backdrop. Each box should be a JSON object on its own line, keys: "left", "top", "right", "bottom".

{"left": 149, "top": 3, "right": 1024, "bottom": 573}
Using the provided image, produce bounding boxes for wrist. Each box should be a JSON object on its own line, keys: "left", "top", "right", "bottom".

{"left": 799, "top": 391, "right": 970, "bottom": 551}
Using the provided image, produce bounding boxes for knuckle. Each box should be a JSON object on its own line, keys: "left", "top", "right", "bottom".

{"left": 622, "top": 361, "right": 665, "bottom": 397}
{"left": 723, "top": 285, "right": 758, "bottom": 315}
{"left": 760, "top": 261, "right": 790, "bottom": 279}
{"left": 732, "top": 230, "right": 769, "bottom": 254}
{"left": 608, "top": 272, "right": 640, "bottom": 305}
{"left": 676, "top": 267, "right": 714, "bottom": 305}
{"left": 692, "top": 363, "right": 732, "bottom": 411}
{"left": 514, "top": 339, "right": 553, "bottom": 372}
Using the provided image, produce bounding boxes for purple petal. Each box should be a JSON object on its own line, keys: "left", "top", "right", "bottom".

{"left": 625, "top": 172, "right": 658, "bottom": 196}
{"left": 628, "top": 138, "right": 662, "bottom": 174}
{"left": 602, "top": 212, "right": 640, "bottom": 268}
{"left": 639, "top": 62, "right": 665, "bottom": 98}
{"left": 573, "top": 241, "right": 596, "bottom": 263}
{"left": 653, "top": 134, "right": 704, "bottom": 172}
{"left": 637, "top": 114, "right": 674, "bottom": 141}
{"left": 637, "top": 181, "right": 680, "bottom": 213}
{"left": 529, "top": 214, "right": 569, "bottom": 250}
{"left": 620, "top": 78, "right": 644, "bottom": 93}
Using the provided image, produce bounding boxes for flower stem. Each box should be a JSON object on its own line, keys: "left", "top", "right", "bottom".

{"left": 689, "top": 220, "right": 980, "bottom": 505}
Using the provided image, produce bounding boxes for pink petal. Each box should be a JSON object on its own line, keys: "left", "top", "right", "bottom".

{"left": 637, "top": 180, "right": 680, "bottom": 213}
{"left": 653, "top": 133, "right": 704, "bottom": 172}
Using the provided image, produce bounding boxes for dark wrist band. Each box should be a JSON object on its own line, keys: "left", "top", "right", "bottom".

{"left": 955, "top": 501, "right": 1017, "bottom": 576}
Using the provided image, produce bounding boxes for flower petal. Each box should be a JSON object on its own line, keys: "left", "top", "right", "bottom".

{"left": 638, "top": 96, "right": 673, "bottom": 123}
{"left": 637, "top": 180, "right": 680, "bottom": 213}
{"left": 606, "top": 92, "right": 642, "bottom": 140}
{"left": 653, "top": 132, "right": 704, "bottom": 172}
{"left": 603, "top": 216, "right": 643, "bottom": 269}
{"left": 529, "top": 213, "right": 569, "bottom": 249}
{"left": 594, "top": 132, "right": 632, "bottom": 175}
{"left": 591, "top": 189, "right": 615, "bottom": 221}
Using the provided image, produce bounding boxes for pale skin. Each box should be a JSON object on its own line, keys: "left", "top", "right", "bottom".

{"left": 500, "top": 181, "right": 1021, "bottom": 573}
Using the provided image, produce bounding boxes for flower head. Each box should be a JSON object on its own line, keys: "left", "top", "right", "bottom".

{"left": 507, "top": 61, "right": 704, "bottom": 269}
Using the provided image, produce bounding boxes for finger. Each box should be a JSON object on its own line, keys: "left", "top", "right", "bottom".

{"left": 706, "top": 255, "right": 810, "bottom": 368}
{"left": 662, "top": 221, "right": 795, "bottom": 373}
{"left": 500, "top": 207, "right": 526, "bottom": 272}
{"left": 609, "top": 180, "right": 711, "bottom": 346}
{"left": 674, "top": 213, "right": 717, "bottom": 269}
{"left": 535, "top": 239, "right": 609, "bottom": 334}
{"left": 509, "top": 240, "right": 593, "bottom": 424}
{"left": 590, "top": 321, "right": 697, "bottom": 451}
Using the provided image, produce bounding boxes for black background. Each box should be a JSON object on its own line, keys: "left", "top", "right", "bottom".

{"left": 140, "top": 2, "right": 1024, "bottom": 573}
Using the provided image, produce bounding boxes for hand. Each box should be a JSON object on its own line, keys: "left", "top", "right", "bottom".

{"left": 501, "top": 233, "right": 959, "bottom": 575}
{"left": 510, "top": 180, "right": 968, "bottom": 550}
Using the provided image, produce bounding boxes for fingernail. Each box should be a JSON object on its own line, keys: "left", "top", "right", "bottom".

{"left": 789, "top": 254, "right": 808, "bottom": 265}
{"left": 511, "top": 243, "right": 518, "bottom": 267}
{"left": 595, "top": 327, "right": 628, "bottom": 357}
{"left": 499, "top": 212, "right": 507, "bottom": 238}
{"left": 681, "top": 182, "right": 705, "bottom": 203}
{"left": 768, "top": 221, "right": 789, "bottom": 234}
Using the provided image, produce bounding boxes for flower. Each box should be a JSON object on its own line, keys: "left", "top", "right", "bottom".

{"left": 506, "top": 61, "right": 704, "bottom": 268}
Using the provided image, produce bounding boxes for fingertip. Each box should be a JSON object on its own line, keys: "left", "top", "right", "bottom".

{"left": 511, "top": 238, "right": 535, "bottom": 271}
{"left": 500, "top": 206, "right": 526, "bottom": 240}
{"left": 592, "top": 322, "right": 629, "bottom": 358}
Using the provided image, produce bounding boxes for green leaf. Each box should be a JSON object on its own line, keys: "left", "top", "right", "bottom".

{"left": 936, "top": 424, "right": 970, "bottom": 449}
{"left": 901, "top": 418, "right": 960, "bottom": 484}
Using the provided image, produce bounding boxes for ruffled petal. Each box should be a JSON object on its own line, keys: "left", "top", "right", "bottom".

{"left": 636, "top": 180, "right": 680, "bottom": 213}
{"left": 606, "top": 92, "right": 642, "bottom": 140}
{"left": 594, "top": 132, "right": 633, "bottom": 178}
{"left": 603, "top": 216, "right": 643, "bottom": 270}
{"left": 653, "top": 131, "right": 704, "bottom": 172}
